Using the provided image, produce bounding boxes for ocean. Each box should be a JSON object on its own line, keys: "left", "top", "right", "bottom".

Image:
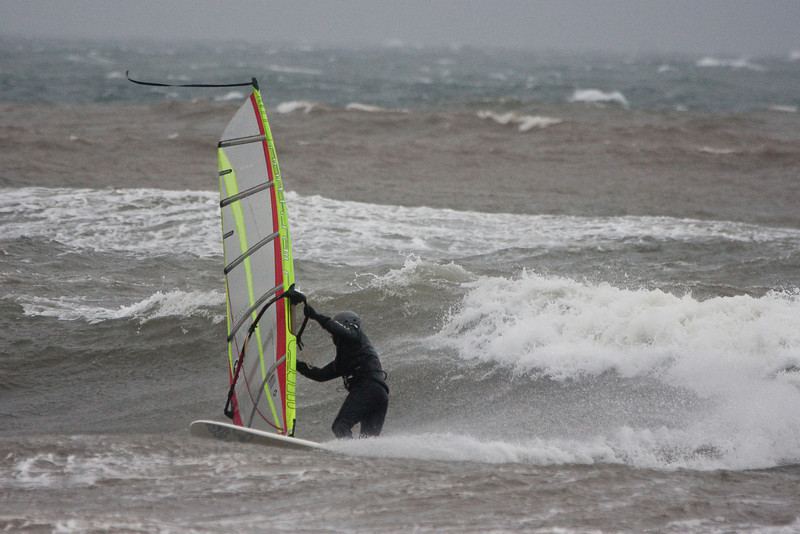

{"left": 1, "top": 37, "right": 800, "bottom": 532}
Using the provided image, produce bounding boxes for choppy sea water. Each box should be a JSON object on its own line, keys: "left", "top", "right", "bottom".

{"left": 3, "top": 37, "right": 800, "bottom": 114}
{"left": 1, "top": 38, "right": 800, "bottom": 532}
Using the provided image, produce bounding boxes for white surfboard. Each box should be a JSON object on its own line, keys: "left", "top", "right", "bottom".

{"left": 190, "top": 420, "right": 324, "bottom": 451}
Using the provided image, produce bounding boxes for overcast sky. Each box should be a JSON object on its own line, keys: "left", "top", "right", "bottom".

{"left": 2, "top": 0, "right": 799, "bottom": 55}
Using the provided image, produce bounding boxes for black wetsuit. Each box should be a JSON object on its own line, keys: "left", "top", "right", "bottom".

{"left": 296, "top": 311, "right": 389, "bottom": 438}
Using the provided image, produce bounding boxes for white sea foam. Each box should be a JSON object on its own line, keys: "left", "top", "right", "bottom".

{"left": 266, "top": 64, "right": 322, "bottom": 76}
{"left": 104, "top": 71, "right": 125, "bottom": 80}
{"left": 15, "top": 290, "right": 225, "bottom": 324}
{"left": 696, "top": 57, "right": 766, "bottom": 71}
{"left": 3, "top": 187, "right": 800, "bottom": 265}
{"left": 0, "top": 187, "right": 220, "bottom": 257}
{"left": 213, "top": 91, "right": 246, "bottom": 102}
{"left": 435, "top": 271, "right": 800, "bottom": 382}
{"left": 275, "top": 100, "right": 317, "bottom": 114}
{"left": 769, "top": 105, "right": 798, "bottom": 113}
{"left": 697, "top": 146, "right": 738, "bottom": 155}
{"left": 328, "top": 432, "right": 619, "bottom": 465}
{"left": 477, "top": 111, "right": 562, "bottom": 132}
{"left": 426, "top": 271, "right": 800, "bottom": 469}
{"left": 345, "top": 102, "right": 387, "bottom": 113}
{"left": 569, "top": 89, "right": 629, "bottom": 108}
{"left": 4, "top": 447, "right": 243, "bottom": 490}
{"left": 353, "top": 255, "right": 475, "bottom": 297}
{"left": 329, "top": 421, "right": 797, "bottom": 470}
{"left": 291, "top": 194, "right": 800, "bottom": 266}
{"left": 9, "top": 451, "right": 133, "bottom": 489}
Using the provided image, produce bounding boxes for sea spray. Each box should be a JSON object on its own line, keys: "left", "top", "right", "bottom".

{"left": 426, "top": 271, "right": 800, "bottom": 469}
{"left": 435, "top": 271, "right": 800, "bottom": 381}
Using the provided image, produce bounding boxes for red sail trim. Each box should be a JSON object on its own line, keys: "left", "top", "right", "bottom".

{"left": 227, "top": 362, "right": 243, "bottom": 426}
{"left": 249, "top": 93, "right": 288, "bottom": 434}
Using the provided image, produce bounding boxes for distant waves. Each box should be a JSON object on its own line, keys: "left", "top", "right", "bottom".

{"left": 7, "top": 38, "right": 800, "bottom": 113}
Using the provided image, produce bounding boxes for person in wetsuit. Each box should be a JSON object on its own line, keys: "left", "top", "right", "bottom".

{"left": 296, "top": 306, "right": 389, "bottom": 439}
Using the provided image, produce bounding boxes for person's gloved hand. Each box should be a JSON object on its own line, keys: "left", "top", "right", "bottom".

{"left": 296, "top": 361, "right": 311, "bottom": 376}
{"left": 286, "top": 286, "right": 306, "bottom": 305}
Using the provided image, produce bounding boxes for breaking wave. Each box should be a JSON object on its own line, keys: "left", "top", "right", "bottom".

{"left": 476, "top": 111, "right": 562, "bottom": 132}
{"left": 266, "top": 64, "right": 322, "bottom": 76}
{"left": 14, "top": 290, "right": 224, "bottom": 324}
{"left": 435, "top": 271, "right": 800, "bottom": 382}
{"left": 769, "top": 105, "right": 798, "bottom": 114}
{"left": 3, "top": 187, "right": 800, "bottom": 264}
{"left": 696, "top": 57, "right": 766, "bottom": 71}
{"left": 213, "top": 91, "right": 246, "bottom": 102}
{"left": 345, "top": 102, "right": 407, "bottom": 113}
{"left": 275, "top": 100, "right": 318, "bottom": 114}
{"left": 408, "top": 271, "right": 800, "bottom": 470}
{"left": 569, "top": 89, "right": 629, "bottom": 107}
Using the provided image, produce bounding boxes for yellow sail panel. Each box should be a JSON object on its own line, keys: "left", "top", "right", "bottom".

{"left": 217, "top": 84, "right": 296, "bottom": 435}
{"left": 252, "top": 87, "right": 298, "bottom": 433}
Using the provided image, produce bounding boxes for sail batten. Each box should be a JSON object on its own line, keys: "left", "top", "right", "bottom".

{"left": 226, "top": 283, "right": 283, "bottom": 342}
{"left": 223, "top": 231, "right": 280, "bottom": 275}
{"left": 220, "top": 181, "right": 274, "bottom": 208}
{"left": 217, "top": 82, "right": 297, "bottom": 436}
{"left": 218, "top": 133, "right": 268, "bottom": 148}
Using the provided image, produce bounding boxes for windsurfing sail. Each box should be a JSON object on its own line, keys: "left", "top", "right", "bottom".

{"left": 217, "top": 79, "right": 298, "bottom": 436}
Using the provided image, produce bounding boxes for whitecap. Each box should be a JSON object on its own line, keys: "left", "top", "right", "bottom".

{"left": 4, "top": 187, "right": 800, "bottom": 264}
{"left": 429, "top": 272, "right": 800, "bottom": 470}
{"left": 769, "top": 105, "right": 798, "bottom": 113}
{"left": 568, "top": 89, "right": 629, "bottom": 108}
{"left": 344, "top": 102, "right": 408, "bottom": 114}
{"left": 434, "top": 271, "right": 800, "bottom": 383}
{"left": 353, "top": 255, "right": 475, "bottom": 297}
{"left": 345, "top": 102, "right": 387, "bottom": 113}
{"left": 213, "top": 91, "right": 246, "bottom": 102}
{"left": 275, "top": 100, "right": 317, "bottom": 114}
{"left": 477, "top": 110, "right": 562, "bottom": 132}
{"left": 15, "top": 290, "right": 225, "bottom": 324}
{"left": 266, "top": 64, "right": 322, "bottom": 76}
{"left": 696, "top": 56, "right": 766, "bottom": 71}
{"left": 697, "top": 146, "right": 738, "bottom": 155}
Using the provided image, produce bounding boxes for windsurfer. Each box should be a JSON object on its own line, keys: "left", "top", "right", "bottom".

{"left": 296, "top": 306, "right": 389, "bottom": 438}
